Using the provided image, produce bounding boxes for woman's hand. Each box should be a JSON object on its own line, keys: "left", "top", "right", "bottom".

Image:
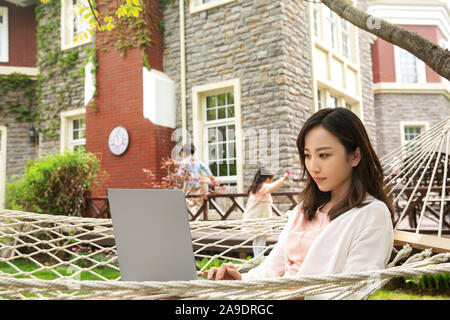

{"left": 205, "top": 263, "right": 242, "bottom": 280}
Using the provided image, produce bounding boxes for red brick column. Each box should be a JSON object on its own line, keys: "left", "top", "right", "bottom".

{"left": 86, "top": 0, "right": 174, "bottom": 196}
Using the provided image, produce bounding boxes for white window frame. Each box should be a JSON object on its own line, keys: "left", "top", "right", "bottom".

{"left": 394, "top": 45, "right": 426, "bottom": 84}
{"left": 203, "top": 93, "right": 237, "bottom": 184}
{"left": 189, "top": 0, "right": 236, "bottom": 14}
{"left": 0, "top": 7, "right": 9, "bottom": 63}
{"left": 316, "top": 86, "right": 361, "bottom": 117}
{"left": 399, "top": 121, "right": 429, "bottom": 146}
{"left": 61, "top": 0, "right": 92, "bottom": 51}
{"left": 60, "top": 108, "right": 86, "bottom": 153}
{"left": 0, "top": 126, "right": 7, "bottom": 208}
{"left": 192, "top": 79, "right": 243, "bottom": 192}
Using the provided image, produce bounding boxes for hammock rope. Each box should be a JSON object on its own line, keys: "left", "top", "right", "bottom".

{"left": 0, "top": 117, "right": 449, "bottom": 300}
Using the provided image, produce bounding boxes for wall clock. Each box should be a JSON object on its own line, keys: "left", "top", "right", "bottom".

{"left": 108, "top": 126, "right": 129, "bottom": 156}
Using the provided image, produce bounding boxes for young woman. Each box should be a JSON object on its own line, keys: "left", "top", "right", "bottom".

{"left": 206, "top": 108, "right": 394, "bottom": 299}
{"left": 243, "top": 168, "right": 289, "bottom": 257}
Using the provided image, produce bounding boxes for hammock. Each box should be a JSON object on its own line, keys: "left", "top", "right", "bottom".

{"left": 0, "top": 118, "right": 449, "bottom": 300}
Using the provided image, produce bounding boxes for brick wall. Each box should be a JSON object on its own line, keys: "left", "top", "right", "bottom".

{"left": 374, "top": 93, "right": 449, "bottom": 157}
{"left": 0, "top": 1, "right": 36, "bottom": 67}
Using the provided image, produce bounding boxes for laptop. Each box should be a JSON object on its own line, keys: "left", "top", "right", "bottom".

{"left": 107, "top": 188, "right": 198, "bottom": 282}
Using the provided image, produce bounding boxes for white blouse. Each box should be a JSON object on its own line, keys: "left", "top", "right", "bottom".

{"left": 241, "top": 195, "right": 394, "bottom": 299}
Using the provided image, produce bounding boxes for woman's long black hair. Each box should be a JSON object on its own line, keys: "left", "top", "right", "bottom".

{"left": 296, "top": 108, "right": 394, "bottom": 221}
{"left": 248, "top": 168, "right": 274, "bottom": 195}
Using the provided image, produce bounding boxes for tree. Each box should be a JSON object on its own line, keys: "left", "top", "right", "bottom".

{"left": 319, "top": 0, "right": 450, "bottom": 80}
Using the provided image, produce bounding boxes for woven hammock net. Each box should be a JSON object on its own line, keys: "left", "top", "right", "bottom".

{"left": 0, "top": 118, "right": 449, "bottom": 300}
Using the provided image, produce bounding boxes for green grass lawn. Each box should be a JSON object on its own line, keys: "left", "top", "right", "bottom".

{"left": 369, "top": 289, "right": 450, "bottom": 300}
{"left": 1, "top": 259, "right": 449, "bottom": 300}
{"left": 0, "top": 259, "right": 120, "bottom": 281}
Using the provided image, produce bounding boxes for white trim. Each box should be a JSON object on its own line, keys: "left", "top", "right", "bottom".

{"left": 60, "top": 107, "right": 86, "bottom": 153}
{"left": 399, "top": 121, "right": 429, "bottom": 146}
{"left": 189, "top": 0, "right": 236, "bottom": 14}
{"left": 373, "top": 82, "right": 450, "bottom": 99}
{"left": 192, "top": 78, "right": 243, "bottom": 192}
{"left": 309, "top": 1, "right": 363, "bottom": 120}
{"left": 367, "top": 1, "right": 450, "bottom": 40}
{"left": 0, "top": 126, "right": 6, "bottom": 209}
{"left": 61, "top": 0, "right": 92, "bottom": 51}
{"left": 394, "top": 45, "right": 426, "bottom": 84}
{"left": 0, "top": 66, "right": 39, "bottom": 77}
{"left": 0, "top": 7, "right": 9, "bottom": 63}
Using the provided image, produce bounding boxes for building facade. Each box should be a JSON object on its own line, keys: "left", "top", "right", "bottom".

{"left": 163, "top": 0, "right": 376, "bottom": 193}
{"left": 0, "top": 0, "right": 448, "bottom": 210}
{"left": 368, "top": 0, "right": 450, "bottom": 157}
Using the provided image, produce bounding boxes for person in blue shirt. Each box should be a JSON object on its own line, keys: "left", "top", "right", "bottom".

{"left": 178, "top": 143, "right": 216, "bottom": 210}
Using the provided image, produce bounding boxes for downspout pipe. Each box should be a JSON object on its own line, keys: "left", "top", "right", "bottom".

{"left": 179, "top": 0, "right": 187, "bottom": 144}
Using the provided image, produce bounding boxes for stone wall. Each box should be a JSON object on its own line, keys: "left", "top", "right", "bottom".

{"left": 0, "top": 80, "right": 38, "bottom": 181}
{"left": 36, "top": 0, "right": 93, "bottom": 156}
{"left": 374, "top": 93, "right": 450, "bottom": 157}
{"left": 357, "top": 0, "right": 377, "bottom": 151}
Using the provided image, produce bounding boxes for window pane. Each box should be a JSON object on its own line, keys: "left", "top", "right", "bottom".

{"left": 220, "top": 143, "right": 227, "bottom": 159}
{"left": 228, "top": 106, "right": 235, "bottom": 118}
{"left": 226, "top": 92, "right": 234, "bottom": 104}
{"left": 317, "top": 90, "right": 323, "bottom": 109}
{"left": 218, "top": 107, "right": 226, "bottom": 119}
{"left": 404, "top": 127, "right": 421, "bottom": 141}
{"left": 209, "top": 162, "right": 217, "bottom": 176}
{"left": 219, "top": 163, "right": 228, "bottom": 176}
{"left": 398, "top": 48, "right": 418, "bottom": 83}
{"left": 227, "top": 143, "right": 236, "bottom": 160}
{"left": 329, "top": 96, "right": 338, "bottom": 108}
{"left": 229, "top": 161, "right": 236, "bottom": 175}
{"left": 206, "top": 96, "right": 216, "bottom": 108}
{"left": 217, "top": 94, "right": 226, "bottom": 106}
{"left": 208, "top": 127, "right": 216, "bottom": 143}
{"left": 218, "top": 126, "right": 226, "bottom": 141}
{"left": 207, "top": 109, "right": 216, "bottom": 121}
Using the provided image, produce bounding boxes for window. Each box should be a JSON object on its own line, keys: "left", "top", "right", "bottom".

{"left": 325, "top": 10, "right": 338, "bottom": 50}
{"left": 311, "top": 2, "right": 321, "bottom": 38}
{"left": 205, "top": 92, "right": 237, "bottom": 183}
{"left": 316, "top": 87, "right": 359, "bottom": 116}
{"left": 60, "top": 108, "right": 86, "bottom": 153}
{"left": 192, "top": 79, "right": 243, "bottom": 192}
{"left": 329, "top": 95, "right": 338, "bottom": 108}
{"left": 394, "top": 46, "right": 426, "bottom": 83}
{"left": 400, "top": 122, "right": 429, "bottom": 158}
{"left": 313, "top": 4, "right": 355, "bottom": 62}
{"left": 61, "top": 0, "right": 92, "bottom": 50}
{"left": 190, "top": 0, "right": 236, "bottom": 14}
{"left": 70, "top": 118, "right": 86, "bottom": 151}
{"left": 0, "top": 7, "right": 8, "bottom": 63}
{"left": 341, "top": 20, "right": 350, "bottom": 59}
{"left": 317, "top": 89, "right": 324, "bottom": 109}
{"left": 404, "top": 126, "right": 421, "bottom": 142}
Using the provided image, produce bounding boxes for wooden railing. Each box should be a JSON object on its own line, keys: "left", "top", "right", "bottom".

{"left": 83, "top": 191, "right": 301, "bottom": 220}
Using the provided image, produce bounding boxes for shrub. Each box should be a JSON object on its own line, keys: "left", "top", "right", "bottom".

{"left": 5, "top": 150, "right": 103, "bottom": 216}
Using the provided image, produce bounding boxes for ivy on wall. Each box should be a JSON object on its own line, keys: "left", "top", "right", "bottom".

{"left": 0, "top": 73, "right": 35, "bottom": 123}
{"left": 35, "top": 0, "right": 95, "bottom": 139}
{"left": 33, "top": 0, "right": 167, "bottom": 139}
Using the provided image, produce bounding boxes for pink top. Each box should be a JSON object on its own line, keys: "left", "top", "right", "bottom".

{"left": 284, "top": 206, "right": 330, "bottom": 276}
{"left": 247, "top": 177, "right": 286, "bottom": 203}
